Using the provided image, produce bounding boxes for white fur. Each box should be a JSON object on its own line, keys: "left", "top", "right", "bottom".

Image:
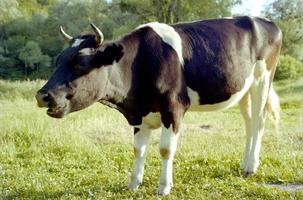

{"left": 137, "top": 22, "right": 184, "bottom": 65}
{"left": 139, "top": 112, "right": 161, "bottom": 130}
{"left": 266, "top": 85, "right": 280, "bottom": 132}
{"left": 240, "top": 60, "right": 271, "bottom": 173}
{"left": 128, "top": 128, "right": 151, "bottom": 190}
{"left": 187, "top": 65, "right": 255, "bottom": 111}
{"left": 157, "top": 125, "right": 179, "bottom": 195}
{"left": 187, "top": 87, "right": 200, "bottom": 106}
{"left": 128, "top": 113, "right": 161, "bottom": 190}
{"left": 268, "top": 86, "right": 280, "bottom": 111}
{"left": 239, "top": 92, "right": 252, "bottom": 170}
{"left": 72, "top": 39, "right": 84, "bottom": 47}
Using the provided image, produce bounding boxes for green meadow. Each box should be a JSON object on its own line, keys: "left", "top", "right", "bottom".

{"left": 0, "top": 79, "right": 302, "bottom": 199}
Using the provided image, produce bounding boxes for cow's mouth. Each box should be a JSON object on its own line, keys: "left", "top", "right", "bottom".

{"left": 47, "top": 105, "right": 67, "bottom": 118}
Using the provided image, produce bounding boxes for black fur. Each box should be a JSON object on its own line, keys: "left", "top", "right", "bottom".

{"left": 93, "top": 43, "right": 124, "bottom": 67}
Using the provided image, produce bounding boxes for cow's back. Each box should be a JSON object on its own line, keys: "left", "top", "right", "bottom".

{"left": 173, "top": 16, "right": 282, "bottom": 105}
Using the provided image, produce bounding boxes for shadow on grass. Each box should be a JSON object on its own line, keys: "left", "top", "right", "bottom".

{"left": 264, "top": 183, "right": 303, "bottom": 191}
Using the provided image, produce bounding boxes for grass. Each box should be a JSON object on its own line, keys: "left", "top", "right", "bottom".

{"left": 0, "top": 78, "right": 302, "bottom": 199}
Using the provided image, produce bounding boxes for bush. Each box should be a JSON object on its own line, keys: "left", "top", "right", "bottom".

{"left": 275, "top": 55, "right": 303, "bottom": 80}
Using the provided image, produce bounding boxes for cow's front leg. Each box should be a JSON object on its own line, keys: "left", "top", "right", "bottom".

{"left": 128, "top": 127, "right": 152, "bottom": 190}
{"left": 157, "top": 125, "right": 180, "bottom": 195}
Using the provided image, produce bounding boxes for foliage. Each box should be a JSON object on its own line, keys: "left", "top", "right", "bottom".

{"left": 275, "top": 55, "right": 303, "bottom": 80}
{"left": 0, "top": 0, "right": 302, "bottom": 80}
{"left": 0, "top": 0, "right": 240, "bottom": 80}
{"left": 18, "top": 41, "right": 51, "bottom": 76}
{"left": 0, "top": 0, "right": 118, "bottom": 80}
{"left": 120, "top": 0, "right": 240, "bottom": 24}
{"left": 263, "top": 0, "right": 303, "bottom": 61}
{"left": 0, "top": 79, "right": 302, "bottom": 199}
{"left": 0, "top": 1, "right": 20, "bottom": 23}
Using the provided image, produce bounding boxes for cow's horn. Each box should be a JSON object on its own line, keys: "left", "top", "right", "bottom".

{"left": 90, "top": 23, "right": 104, "bottom": 44}
{"left": 59, "top": 26, "right": 73, "bottom": 41}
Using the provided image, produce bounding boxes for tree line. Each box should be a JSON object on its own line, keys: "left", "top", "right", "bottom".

{"left": 0, "top": 0, "right": 302, "bottom": 80}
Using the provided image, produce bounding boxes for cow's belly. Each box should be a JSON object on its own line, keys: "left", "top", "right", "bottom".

{"left": 187, "top": 66, "right": 254, "bottom": 112}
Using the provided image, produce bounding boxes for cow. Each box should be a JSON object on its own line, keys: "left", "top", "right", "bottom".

{"left": 36, "top": 16, "right": 282, "bottom": 195}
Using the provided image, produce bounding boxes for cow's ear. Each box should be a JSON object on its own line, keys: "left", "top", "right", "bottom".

{"left": 92, "top": 43, "right": 124, "bottom": 67}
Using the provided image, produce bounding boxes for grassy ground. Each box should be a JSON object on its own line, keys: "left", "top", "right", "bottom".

{"left": 0, "top": 79, "right": 302, "bottom": 199}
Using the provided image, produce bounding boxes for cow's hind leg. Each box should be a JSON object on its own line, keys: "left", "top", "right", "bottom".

{"left": 239, "top": 92, "right": 252, "bottom": 170}
{"left": 242, "top": 59, "right": 271, "bottom": 175}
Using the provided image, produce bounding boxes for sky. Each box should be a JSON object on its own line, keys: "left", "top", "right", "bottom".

{"left": 105, "top": 0, "right": 272, "bottom": 17}
{"left": 232, "top": 0, "right": 274, "bottom": 16}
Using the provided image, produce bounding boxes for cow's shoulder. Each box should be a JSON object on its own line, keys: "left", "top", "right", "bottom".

{"left": 135, "top": 22, "right": 183, "bottom": 65}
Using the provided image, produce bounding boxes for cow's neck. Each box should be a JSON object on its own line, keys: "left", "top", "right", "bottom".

{"left": 99, "top": 61, "right": 128, "bottom": 110}
{"left": 99, "top": 37, "right": 141, "bottom": 124}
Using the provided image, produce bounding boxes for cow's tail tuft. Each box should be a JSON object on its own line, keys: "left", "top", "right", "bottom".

{"left": 265, "top": 85, "right": 280, "bottom": 133}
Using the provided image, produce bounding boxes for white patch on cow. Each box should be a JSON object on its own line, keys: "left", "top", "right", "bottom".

{"left": 187, "top": 87, "right": 200, "bottom": 105}
{"left": 128, "top": 128, "right": 152, "bottom": 190}
{"left": 223, "top": 16, "right": 233, "bottom": 19}
{"left": 158, "top": 125, "right": 179, "bottom": 195}
{"left": 136, "top": 22, "right": 184, "bottom": 65}
{"left": 243, "top": 59, "right": 271, "bottom": 174}
{"left": 239, "top": 92, "right": 252, "bottom": 170}
{"left": 187, "top": 65, "right": 255, "bottom": 111}
{"left": 128, "top": 112, "right": 161, "bottom": 190}
{"left": 71, "top": 39, "right": 84, "bottom": 47}
{"left": 266, "top": 85, "right": 280, "bottom": 131}
{"left": 135, "top": 112, "right": 161, "bottom": 130}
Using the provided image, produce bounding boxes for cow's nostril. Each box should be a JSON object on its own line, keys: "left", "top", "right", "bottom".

{"left": 66, "top": 94, "right": 73, "bottom": 100}
{"left": 36, "top": 91, "right": 50, "bottom": 107}
{"left": 43, "top": 95, "right": 51, "bottom": 102}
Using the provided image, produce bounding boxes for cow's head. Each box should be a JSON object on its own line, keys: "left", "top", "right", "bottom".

{"left": 35, "top": 24, "right": 124, "bottom": 118}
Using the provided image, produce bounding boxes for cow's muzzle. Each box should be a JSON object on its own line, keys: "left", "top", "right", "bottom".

{"left": 35, "top": 89, "right": 68, "bottom": 118}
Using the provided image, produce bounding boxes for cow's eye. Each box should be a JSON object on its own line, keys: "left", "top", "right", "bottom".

{"left": 73, "top": 64, "right": 91, "bottom": 73}
{"left": 74, "top": 64, "right": 86, "bottom": 71}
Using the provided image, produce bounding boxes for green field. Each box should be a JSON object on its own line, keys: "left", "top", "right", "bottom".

{"left": 0, "top": 79, "right": 302, "bottom": 199}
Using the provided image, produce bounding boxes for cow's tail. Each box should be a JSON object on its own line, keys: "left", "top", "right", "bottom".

{"left": 265, "top": 85, "right": 280, "bottom": 133}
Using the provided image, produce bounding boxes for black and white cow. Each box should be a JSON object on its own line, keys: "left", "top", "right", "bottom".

{"left": 36, "top": 16, "right": 282, "bottom": 195}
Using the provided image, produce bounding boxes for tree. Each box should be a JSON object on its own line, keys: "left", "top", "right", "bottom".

{"left": 263, "top": 0, "right": 303, "bottom": 61}
{"left": 275, "top": 55, "right": 303, "bottom": 80}
{"left": 18, "top": 41, "right": 51, "bottom": 77}
{"left": 0, "top": 0, "right": 21, "bottom": 23}
{"left": 120, "top": 0, "right": 240, "bottom": 24}
{"left": 0, "top": 0, "right": 242, "bottom": 80}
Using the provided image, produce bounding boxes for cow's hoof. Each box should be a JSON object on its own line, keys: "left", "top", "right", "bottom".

{"left": 156, "top": 184, "right": 171, "bottom": 195}
{"left": 242, "top": 160, "right": 259, "bottom": 176}
{"left": 242, "top": 165, "right": 257, "bottom": 177}
{"left": 243, "top": 171, "right": 255, "bottom": 177}
{"left": 128, "top": 181, "right": 140, "bottom": 190}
